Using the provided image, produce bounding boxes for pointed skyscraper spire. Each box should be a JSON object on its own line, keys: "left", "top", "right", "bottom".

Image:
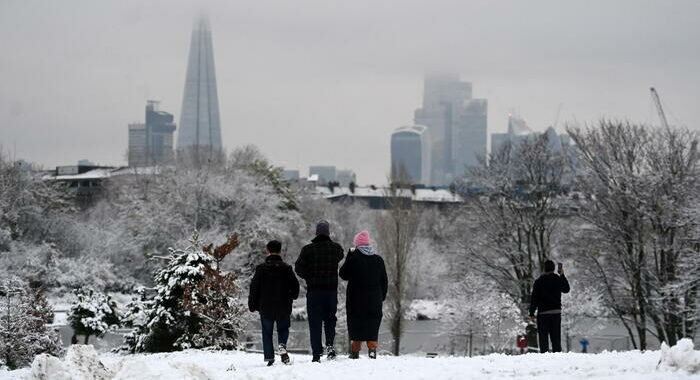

{"left": 177, "top": 15, "right": 223, "bottom": 160}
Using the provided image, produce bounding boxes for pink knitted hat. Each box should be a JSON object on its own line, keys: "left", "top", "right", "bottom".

{"left": 354, "top": 230, "right": 371, "bottom": 247}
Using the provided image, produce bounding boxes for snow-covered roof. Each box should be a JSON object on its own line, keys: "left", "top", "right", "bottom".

{"left": 315, "top": 186, "right": 462, "bottom": 203}
{"left": 44, "top": 166, "right": 164, "bottom": 181}
{"left": 45, "top": 168, "right": 115, "bottom": 181}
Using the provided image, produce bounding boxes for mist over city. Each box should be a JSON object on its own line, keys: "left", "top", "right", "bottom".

{"left": 1, "top": 1, "right": 700, "bottom": 379}
{"left": 2, "top": 0, "right": 699, "bottom": 184}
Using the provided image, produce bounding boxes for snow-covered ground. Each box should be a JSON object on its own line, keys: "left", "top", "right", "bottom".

{"left": 2, "top": 340, "right": 698, "bottom": 380}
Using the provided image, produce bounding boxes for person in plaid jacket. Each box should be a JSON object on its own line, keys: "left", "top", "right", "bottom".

{"left": 294, "top": 220, "right": 344, "bottom": 362}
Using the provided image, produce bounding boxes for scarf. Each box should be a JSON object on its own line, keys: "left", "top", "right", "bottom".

{"left": 357, "top": 245, "right": 375, "bottom": 256}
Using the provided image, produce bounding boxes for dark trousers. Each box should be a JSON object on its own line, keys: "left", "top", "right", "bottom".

{"left": 261, "top": 316, "right": 290, "bottom": 361}
{"left": 537, "top": 313, "right": 562, "bottom": 353}
{"left": 306, "top": 290, "right": 338, "bottom": 357}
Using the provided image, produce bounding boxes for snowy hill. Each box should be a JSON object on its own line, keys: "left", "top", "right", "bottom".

{"left": 2, "top": 342, "right": 698, "bottom": 380}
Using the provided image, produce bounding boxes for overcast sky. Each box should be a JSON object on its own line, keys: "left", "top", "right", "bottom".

{"left": 1, "top": 0, "right": 699, "bottom": 184}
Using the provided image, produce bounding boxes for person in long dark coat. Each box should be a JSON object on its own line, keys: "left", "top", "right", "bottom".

{"left": 339, "top": 230, "right": 388, "bottom": 359}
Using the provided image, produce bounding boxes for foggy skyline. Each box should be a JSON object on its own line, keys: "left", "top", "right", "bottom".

{"left": 1, "top": 0, "right": 699, "bottom": 185}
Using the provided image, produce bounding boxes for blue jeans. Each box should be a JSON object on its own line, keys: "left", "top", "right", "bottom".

{"left": 261, "top": 317, "right": 290, "bottom": 361}
{"left": 306, "top": 290, "right": 338, "bottom": 357}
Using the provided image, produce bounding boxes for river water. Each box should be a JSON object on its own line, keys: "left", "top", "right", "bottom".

{"left": 55, "top": 318, "right": 641, "bottom": 355}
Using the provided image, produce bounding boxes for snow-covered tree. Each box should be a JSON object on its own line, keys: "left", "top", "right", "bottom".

{"left": 123, "top": 233, "right": 247, "bottom": 353}
{"left": 451, "top": 133, "right": 573, "bottom": 349}
{"left": 0, "top": 280, "right": 62, "bottom": 370}
{"left": 1, "top": 145, "right": 303, "bottom": 295}
{"left": 567, "top": 121, "right": 700, "bottom": 349}
{"left": 442, "top": 274, "right": 525, "bottom": 355}
{"left": 68, "top": 288, "right": 120, "bottom": 344}
{"left": 561, "top": 281, "right": 606, "bottom": 351}
{"left": 377, "top": 173, "right": 420, "bottom": 356}
{"left": 181, "top": 235, "right": 247, "bottom": 350}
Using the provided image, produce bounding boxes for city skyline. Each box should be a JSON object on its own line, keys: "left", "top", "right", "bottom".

{"left": 1, "top": 0, "right": 699, "bottom": 185}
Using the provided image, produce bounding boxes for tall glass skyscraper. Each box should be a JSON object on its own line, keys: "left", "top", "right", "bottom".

{"left": 391, "top": 125, "right": 431, "bottom": 185}
{"left": 414, "top": 73, "right": 487, "bottom": 185}
{"left": 177, "top": 16, "right": 223, "bottom": 157}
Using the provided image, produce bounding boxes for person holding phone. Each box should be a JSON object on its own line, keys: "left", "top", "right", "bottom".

{"left": 528, "top": 259, "right": 570, "bottom": 352}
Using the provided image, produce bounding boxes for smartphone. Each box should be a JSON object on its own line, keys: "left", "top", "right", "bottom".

{"left": 557, "top": 262, "right": 563, "bottom": 272}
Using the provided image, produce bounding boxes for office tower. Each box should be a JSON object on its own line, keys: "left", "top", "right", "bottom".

{"left": 128, "top": 101, "right": 176, "bottom": 167}
{"left": 490, "top": 114, "right": 570, "bottom": 155}
{"left": 146, "top": 100, "right": 176, "bottom": 164}
{"left": 177, "top": 16, "right": 223, "bottom": 159}
{"left": 391, "top": 125, "right": 431, "bottom": 184}
{"left": 128, "top": 123, "right": 147, "bottom": 167}
{"left": 490, "top": 114, "right": 532, "bottom": 154}
{"left": 414, "top": 73, "right": 487, "bottom": 185}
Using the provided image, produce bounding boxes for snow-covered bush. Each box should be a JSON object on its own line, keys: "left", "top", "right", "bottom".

{"left": 442, "top": 274, "right": 526, "bottom": 354}
{"left": 68, "top": 288, "right": 120, "bottom": 344}
{"left": 122, "top": 233, "right": 247, "bottom": 353}
{"left": 0, "top": 279, "right": 63, "bottom": 370}
{"left": 561, "top": 280, "right": 606, "bottom": 351}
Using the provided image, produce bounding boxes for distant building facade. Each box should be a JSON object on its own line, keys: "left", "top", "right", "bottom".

{"left": 391, "top": 125, "right": 431, "bottom": 184}
{"left": 490, "top": 114, "right": 533, "bottom": 154}
{"left": 414, "top": 73, "right": 487, "bottom": 185}
{"left": 490, "top": 114, "right": 570, "bottom": 155}
{"left": 309, "top": 166, "right": 336, "bottom": 185}
{"left": 128, "top": 101, "right": 176, "bottom": 167}
{"left": 336, "top": 169, "right": 357, "bottom": 186}
{"left": 282, "top": 169, "right": 300, "bottom": 181}
{"left": 128, "top": 123, "right": 147, "bottom": 167}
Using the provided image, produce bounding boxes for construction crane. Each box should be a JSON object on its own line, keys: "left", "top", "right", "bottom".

{"left": 650, "top": 87, "right": 670, "bottom": 129}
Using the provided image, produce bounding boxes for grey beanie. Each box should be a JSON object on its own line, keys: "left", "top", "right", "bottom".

{"left": 316, "top": 220, "right": 330, "bottom": 236}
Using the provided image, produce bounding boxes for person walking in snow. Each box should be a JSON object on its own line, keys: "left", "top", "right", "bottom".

{"left": 248, "top": 240, "right": 300, "bottom": 366}
{"left": 294, "top": 220, "right": 344, "bottom": 362}
{"left": 528, "top": 259, "right": 570, "bottom": 353}
{"left": 339, "top": 231, "right": 388, "bottom": 359}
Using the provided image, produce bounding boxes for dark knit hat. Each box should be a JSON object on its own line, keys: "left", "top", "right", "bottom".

{"left": 544, "top": 260, "right": 555, "bottom": 272}
{"left": 316, "top": 220, "right": 330, "bottom": 236}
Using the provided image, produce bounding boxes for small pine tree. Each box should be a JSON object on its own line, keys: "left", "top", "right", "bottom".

{"left": 181, "top": 235, "right": 247, "bottom": 349}
{"left": 122, "top": 232, "right": 247, "bottom": 352}
{"left": 0, "top": 280, "right": 63, "bottom": 370}
{"left": 68, "top": 288, "right": 120, "bottom": 344}
{"left": 118, "top": 287, "right": 150, "bottom": 353}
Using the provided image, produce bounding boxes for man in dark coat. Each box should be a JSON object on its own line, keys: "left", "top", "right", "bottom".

{"left": 249, "top": 240, "right": 300, "bottom": 366}
{"left": 529, "top": 259, "right": 571, "bottom": 353}
{"left": 339, "top": 230, "right": 388, "bottom": 359}
{"left": 294, "top": 220, "right": 344, "bottom": 362}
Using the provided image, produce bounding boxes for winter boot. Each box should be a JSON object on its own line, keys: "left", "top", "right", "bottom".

{"left": 368, "top": 348, "right": 377, "bottom": 359}
{"left": 349, "top": 351, "right": 360, "bottom": 359}
{"left": 278, "top": 344, "right": 291, "bottom": 365}
{"left": 312, "top": 355, "right": 321, "bottom": 363}
{"left": 266, "top": 360, "right": 275, "bottom": 366}
{"left": 326, "top": 345, "right": 337, "bottom": 360}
